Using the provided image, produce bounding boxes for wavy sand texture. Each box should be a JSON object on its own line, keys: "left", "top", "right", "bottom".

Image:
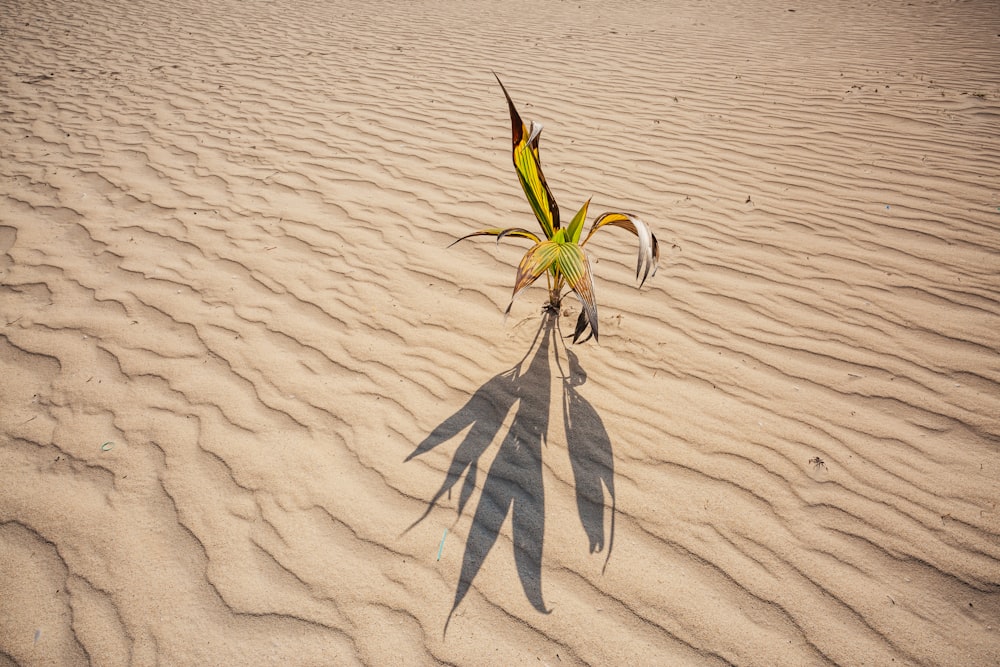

{"left": 2, "top": 0, "right": 999, "bottom": 664}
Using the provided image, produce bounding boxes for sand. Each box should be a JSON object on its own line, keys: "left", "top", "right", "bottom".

{"left": 2, "top": 0, "right": 999, "bottom": 664}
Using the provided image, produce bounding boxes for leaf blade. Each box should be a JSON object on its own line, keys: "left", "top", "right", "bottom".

{"left": 449, "top": 228, "right": 542, "bottom": 247}
{"left": 554, "top": 243, "right": 599, "bottom": 343}
{"left": 495, "top": 74, "right": 560, "bottom": 238}
{"left": 506, "top": 241, "right": 560, "bottom": 314}
{"left": 566, "top": 198, "right": 591, "bottom": 244}
{"left": 582, "top": 212, "right": 660, "bottom": 286}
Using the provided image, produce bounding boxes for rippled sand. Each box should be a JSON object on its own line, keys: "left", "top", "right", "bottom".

{"left": 2, "top": 0, "right": 999, "bottom": 664}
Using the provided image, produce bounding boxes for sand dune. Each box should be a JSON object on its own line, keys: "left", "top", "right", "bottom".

{"left": 2, "top": 0, "right": 999, "bottom": 664}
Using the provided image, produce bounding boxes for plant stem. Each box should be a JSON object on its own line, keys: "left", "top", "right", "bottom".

{"left": 547, "top": 273, "right": 564, "bottom": 311}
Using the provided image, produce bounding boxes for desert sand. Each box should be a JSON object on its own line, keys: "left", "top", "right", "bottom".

{"left": 2, "top": 0, "right": 999, "bottom": 664}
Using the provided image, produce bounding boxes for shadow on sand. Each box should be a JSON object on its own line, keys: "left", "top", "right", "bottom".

{"left": 406, "top": 310, "right": 615, "bottom": 631}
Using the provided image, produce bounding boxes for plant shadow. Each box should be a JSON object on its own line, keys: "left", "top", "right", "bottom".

{"left": 406, "top": 310, "right": 615, "bottom": 632}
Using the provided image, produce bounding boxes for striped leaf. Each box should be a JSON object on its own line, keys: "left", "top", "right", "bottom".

{"left": 495, "top": 74, "right": 560, "bottom": 239}
{"left": 554, "top": 243, "right": 600, "bottom": 343}
{"left": 506, "top": 241, "right": 560, "bottom": 314}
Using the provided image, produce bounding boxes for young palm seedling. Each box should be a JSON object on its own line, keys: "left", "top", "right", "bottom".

{"left": 452, "top": 74, "right": 660, "bottom": 343}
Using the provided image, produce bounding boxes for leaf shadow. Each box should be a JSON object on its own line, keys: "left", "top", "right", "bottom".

{"left": 406, "top": 310, "right": 616, "bottom": 632}
{"left": 559, "top": 344, "right": 616, "bottom": 573}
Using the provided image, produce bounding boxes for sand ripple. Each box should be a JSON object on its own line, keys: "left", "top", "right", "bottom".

{"left": 2, "top": 0, "right": 998, "bottom": 664}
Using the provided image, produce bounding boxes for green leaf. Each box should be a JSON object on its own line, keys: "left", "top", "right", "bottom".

{"left": 495, "top": 74, "right": 560, "bottom": 239}
{"left": 566, "top": 198, "right": 591, "bottom": 244}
